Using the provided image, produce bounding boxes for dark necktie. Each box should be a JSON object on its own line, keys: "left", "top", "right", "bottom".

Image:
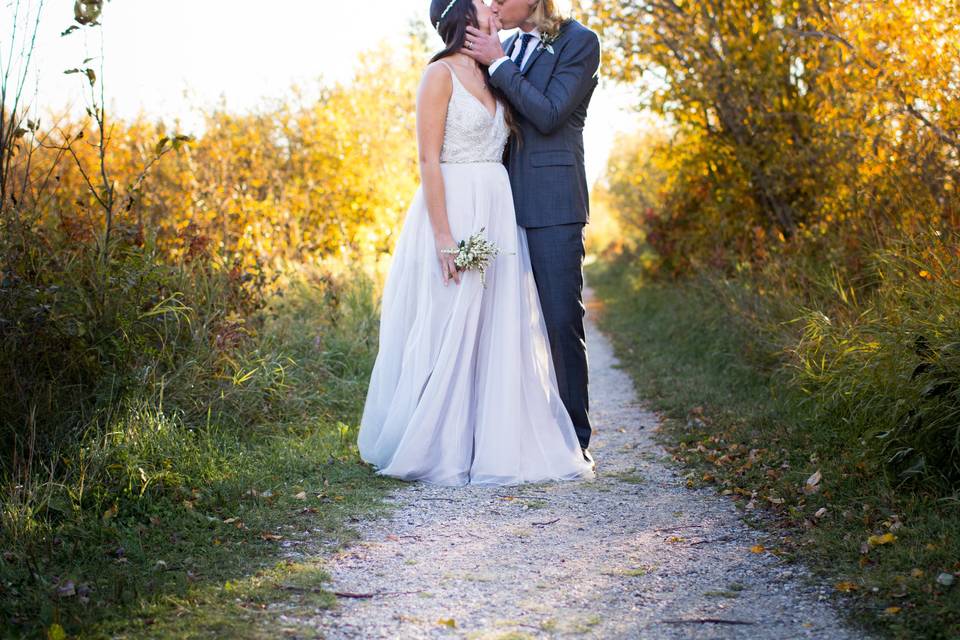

{"left": 513, "top": 33, "right": 534, "bottom": 71}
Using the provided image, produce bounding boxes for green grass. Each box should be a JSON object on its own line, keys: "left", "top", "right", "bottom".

{"left": 587, "top": 258, "right": 960, "bottom": 640}
{"left": 605, "top": 467, "right": 646, "bottom": 485}
{"left": 1, "top": 275, "right": 396, "bottom": 639}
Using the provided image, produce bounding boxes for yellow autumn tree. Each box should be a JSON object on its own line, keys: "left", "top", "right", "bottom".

{"left": 586, "top": 0, "right": 958, "bottom": 270}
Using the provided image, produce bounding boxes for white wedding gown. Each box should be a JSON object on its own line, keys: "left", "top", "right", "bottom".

{"left": 357, "top": 60, "right": 594, "bottom": 486}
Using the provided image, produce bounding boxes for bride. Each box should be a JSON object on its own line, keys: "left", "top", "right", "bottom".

{"left": 357, "top": 0, "right": 594, "bottom": 486}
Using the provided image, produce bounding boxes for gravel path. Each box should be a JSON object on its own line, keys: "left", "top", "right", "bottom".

{"left": 283, "top": 288, "right": 869, "bottom": 639}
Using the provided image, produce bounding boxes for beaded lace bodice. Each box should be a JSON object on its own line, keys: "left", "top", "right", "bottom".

{"left": 437, "top": 61, "right": 509, "bottom": 164}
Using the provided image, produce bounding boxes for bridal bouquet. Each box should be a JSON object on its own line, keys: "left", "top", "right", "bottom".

{"left": 440, "top": 228, "right": 504, "bottom": 288}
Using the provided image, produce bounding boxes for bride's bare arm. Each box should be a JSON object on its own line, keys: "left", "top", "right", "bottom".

{"left": 417, "top": 62, "right": 461, "bottom": 286}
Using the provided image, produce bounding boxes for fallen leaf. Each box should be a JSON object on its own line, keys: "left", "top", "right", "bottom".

{"left": 835, "top": 581, "right": 858, "bottom": 592}
{"left": 803, "top": 469, "right": 822, "bottom": 495}
{"left": 867, "top": 533, "right": 897, "bottom": 547}
{"left": 260, "top": 533, "right": 283, "bottom": 541}
{"left": 886, "top": 514, "right": 903, "bottom": 532}
{"left": 814, "top": 507, "right": 828, "bottom": 519}
{"left": 294, "top": 491, "right": 307, "bottom": 500}
{"left": 884, "top": 606, "right": 901, "bottom": 615}
{"left": 750, "top": 545, "right": 765, "bottom": 554}
{"left": 437, "top": 618, "right": 457, "bottom": 628}
{"left": 47, "top": 624, "right": 66, "bottom": 640}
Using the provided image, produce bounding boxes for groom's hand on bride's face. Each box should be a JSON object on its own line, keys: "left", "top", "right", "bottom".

{"left": 463, "top": 17, "right": 505, "bottom": 66}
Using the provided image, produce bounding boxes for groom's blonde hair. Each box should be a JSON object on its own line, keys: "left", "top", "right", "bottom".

{"left": 527, "top": 0, "right": 566, "bottom": 35}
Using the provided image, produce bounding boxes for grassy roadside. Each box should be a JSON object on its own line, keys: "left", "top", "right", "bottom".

{"left": 587, "top": 259, "right": 960, "bottom": 640}
{"left": 1, "top": 276, "right": 396, "bottom": 639}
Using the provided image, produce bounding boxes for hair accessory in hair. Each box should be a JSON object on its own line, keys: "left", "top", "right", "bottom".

{"left": 435, "top": 0, "right": 460, "bottom": 28}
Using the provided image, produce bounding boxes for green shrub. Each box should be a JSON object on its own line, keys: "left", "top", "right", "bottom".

{"left": 0, "top": 218, "right": 270, "bottom": 477}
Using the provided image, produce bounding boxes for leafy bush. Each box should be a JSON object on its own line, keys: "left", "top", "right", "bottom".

{"left": 0, "top": 219, "right": 271, "bottom": 475}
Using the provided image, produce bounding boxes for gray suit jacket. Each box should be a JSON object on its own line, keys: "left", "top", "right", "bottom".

{"left": 491, "top": 20, "right": 601, "bottom": 228}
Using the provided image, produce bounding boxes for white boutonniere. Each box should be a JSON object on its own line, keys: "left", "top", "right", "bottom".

{"left": 538, "top": 31, "right": 560, "bottom": 55}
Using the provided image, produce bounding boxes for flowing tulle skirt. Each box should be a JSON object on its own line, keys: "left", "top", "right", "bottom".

{"left": 357, "top": 162, "right": 594, "bottom": 486}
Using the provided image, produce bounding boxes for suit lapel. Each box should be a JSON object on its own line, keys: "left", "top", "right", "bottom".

{"left": 521, "top": 42, "right": 544, "bottom": 76}
{"left": 523, "top": 22, "right": 576, "bottom": 76}
{"left": 502, "top": 33, "right": 518, "bottom": 62}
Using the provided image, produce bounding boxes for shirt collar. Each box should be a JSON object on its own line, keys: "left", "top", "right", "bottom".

{"left": 516, "top": 27, "right": 541, "bottom": 41}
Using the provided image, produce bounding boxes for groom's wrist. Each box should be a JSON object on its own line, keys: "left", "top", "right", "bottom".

{"left": 488, "top": 56, "right": 510, "bottom": 76}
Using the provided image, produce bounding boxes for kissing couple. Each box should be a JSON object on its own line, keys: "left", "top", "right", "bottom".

{"left": 358, "top": 0, "right": 602, "bottom": 486}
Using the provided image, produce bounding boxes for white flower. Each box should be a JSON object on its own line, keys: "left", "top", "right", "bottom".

{"left": 538, "top": 29, "right": 561, "bottom": 55}
{"left": 439, "top": 227, "right": 510, "bottom": 288}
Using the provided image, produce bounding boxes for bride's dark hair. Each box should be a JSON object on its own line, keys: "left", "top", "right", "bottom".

{"left": 428, "top": 0, "right": 520, "bottom": 141}
{"left": 430, "top": 0, "right": 476, "bottom": 61}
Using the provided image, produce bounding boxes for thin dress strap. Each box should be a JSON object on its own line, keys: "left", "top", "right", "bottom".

{"left": 435, "top": 60, "right": 462, "bottom": 89}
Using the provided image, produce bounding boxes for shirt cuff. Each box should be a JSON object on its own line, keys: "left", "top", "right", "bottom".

{"left": 488, "top": 56, "right": 510, "bottom": 76}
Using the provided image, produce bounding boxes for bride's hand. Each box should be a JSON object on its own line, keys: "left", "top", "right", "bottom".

{"left": 435, "top": 234, "right": 462, "bottom": 286}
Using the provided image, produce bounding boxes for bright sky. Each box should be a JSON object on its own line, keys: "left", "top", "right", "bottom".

{"left": 4, "top": 0, "right": 644, "bottom": 183}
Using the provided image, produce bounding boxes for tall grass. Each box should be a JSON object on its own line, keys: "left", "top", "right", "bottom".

{"left": 0, "top": 266, "right": 388, "bottom": 637}
{"left": 0, "top": 218, "right": 271, "bottom": 472}
{"left": 688, "top": 229, "right": 960, "bottom": 490}
{"left": 785, "top": 232, "right": 960, "bottom": 487}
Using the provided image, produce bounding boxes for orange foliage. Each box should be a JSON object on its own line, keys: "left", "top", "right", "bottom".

{"left": 588, "top": 0, "right": 959, "bottom": 272}
{"left": 12, "top": 41, "right": 424, "bottom": 279}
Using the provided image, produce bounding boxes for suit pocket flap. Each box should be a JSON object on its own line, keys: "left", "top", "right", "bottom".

{"left": 530, "top": 150, "right": 575, "bottom": 167}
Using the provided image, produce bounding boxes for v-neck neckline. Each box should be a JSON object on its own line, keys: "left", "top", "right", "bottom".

{"left": 443, "top": 62, "right": 498, "bottom": 120}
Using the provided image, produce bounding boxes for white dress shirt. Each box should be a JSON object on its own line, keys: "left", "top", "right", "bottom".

{"left": 488, "top": 27, "right": 541, "bottom": 76}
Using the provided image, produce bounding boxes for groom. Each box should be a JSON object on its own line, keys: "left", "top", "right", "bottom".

{"left": 463, "top": 0, "right": 601, "bottom": 466}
